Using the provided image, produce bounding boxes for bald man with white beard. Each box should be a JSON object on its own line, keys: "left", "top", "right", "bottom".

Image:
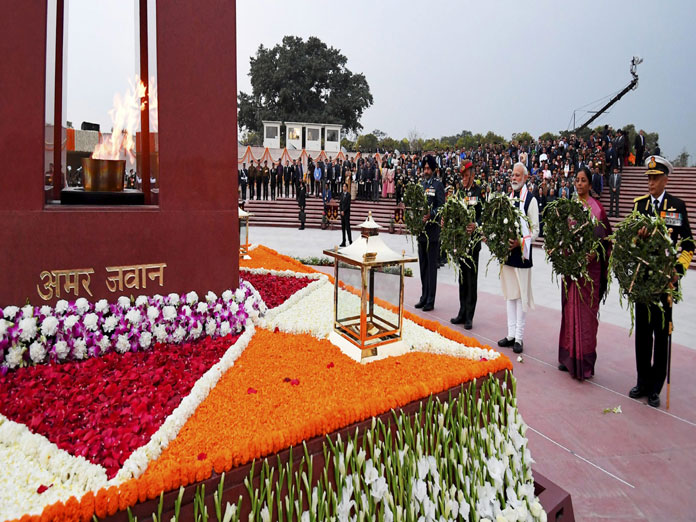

{"left": 497, "top": 162, "right": 539, "bottom": 354}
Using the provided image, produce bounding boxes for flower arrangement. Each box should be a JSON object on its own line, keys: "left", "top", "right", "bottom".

{"left": 403, "top": 183, "right": 430, "bottom": 240}
{"left": 120, "top": 374, "right": 545, "bottom": 522}
{"left": 609, "top": 210, "right": 680, "bottom": 327}
{"left": 0, "top": 285, "right": 265, "bottom": 372}
{"left": 439, "top": 195, "right": 481, "bottom": 270}
{"left": 542, "top": 198, "right": 604, "bottom": 291}
{"left": 480, "top": 194, "right": 529, "bottom": 267}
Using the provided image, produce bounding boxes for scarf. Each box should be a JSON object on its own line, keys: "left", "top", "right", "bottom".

{"left": 515, "top": 185, "right": 532, "bottom": 260}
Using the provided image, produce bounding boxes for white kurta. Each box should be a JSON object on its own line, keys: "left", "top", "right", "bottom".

{"left": 500, "top": 195, "right": 540, "bottom": 312}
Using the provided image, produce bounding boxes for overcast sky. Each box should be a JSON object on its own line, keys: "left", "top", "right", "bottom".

{"left": 66, "top": 0, "right": 695, "bottom": 159}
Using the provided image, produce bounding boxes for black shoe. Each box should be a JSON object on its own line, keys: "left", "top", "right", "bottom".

{"left": 648, "top": 393, "right": 660, "bottom": 408}
{"left": 414, "top": 300, "right": 425, "bottom": 309}
{"left": 628, "top": 386, "right": 646, "bottom": 399}
{"left": 450, "top": 315, "right": 465, "bottom": 325}
{"left": 558, "top": 364, "right": 568, "bottom": 372}
{"left": 422, "top": 304, "right": 434, "bottom": 312}
{"left": 463, "top": 320, "right": 473, "bottom": 330}
{"left": 497, "top": 337, "right": 515, "bottom": 348}
{"left": 339, "top": 243, "right": 346, "bottom": 248}
{"left": 513, "top": 341, "right": 524, "bottom": 354}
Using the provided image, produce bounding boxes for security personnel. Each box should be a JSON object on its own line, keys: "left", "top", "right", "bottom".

{"left": 451, "top": 160, "right": 483, "bottom": 329}
{"left": 238, "top": 163, "right": 248, "bottom": 201}
{"left": 629, "top": 156, "right": 694, "bottom": 408}
{"left": 415, "top": 154, "right": 445, "bottom": 312}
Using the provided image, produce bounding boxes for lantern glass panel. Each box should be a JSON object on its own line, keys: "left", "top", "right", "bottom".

{"left": 336, "top": 263, "right": 362, "bottom": 336}
{"left": 365, "top": 266, "right": 401, "bottom": 336}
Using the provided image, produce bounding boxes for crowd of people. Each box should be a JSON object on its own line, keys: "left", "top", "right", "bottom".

{"left": 236, "top": 130, "right": 692, "bottom": 410}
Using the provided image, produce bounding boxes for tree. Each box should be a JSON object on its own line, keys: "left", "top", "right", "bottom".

{"left": 238, "top": 36, "right": 373, "bottom": 135}
{"left": 355, "top": 133, "right": 378, "bottom": 152}
{"left": 511, "top": 132, "right": 534, "bottom": 145}
{"left": 239, "top": 130, "right": 262, "bottom": 147}
{"left": 673, "top": 148, "right": 690, "bottom": 167}
{"left": 538, "top": 131, "right": 558, "bottom": 143}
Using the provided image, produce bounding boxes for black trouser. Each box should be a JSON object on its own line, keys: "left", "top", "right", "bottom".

{"left": 634, "top": 295, "right": 671, "bottom": 395}
{"left": 636, "top": 148, "right": 644, "bottom": 166}
{"left": 609, "top": 189, "right": 620, "bottom": 216}
{"left": 341, "top": 211, "right": 352, "bottom": 245}
{"left": 457, "top": 247, "right": 480, "bottom": 321}
{"left": 255, "top": 179, "right": 262, "bottom": 200}
{"left": 249, "top": 180, "right": 254, "bottom": 199}
{"left": 240, "top": 183, "right": 247, "bottom": 201}
{"left": 263, "top": 180, "right": 269, "bottom": 200}
{"left": 285, "top": 178, "right": 291, "bottom": 198}
{"left": 271, "top": 182, "right": 276, "bottom": 200}
{"left": 310, "top": 177, "right": 315, "bottom": 195}
{"left": 417, "top": 225, "right": 440, "bottom": 307}
{"left": 365, "top": 181, "right": 372, "bottom": 200}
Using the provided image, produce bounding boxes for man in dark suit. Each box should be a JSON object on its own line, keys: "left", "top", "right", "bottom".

{"left": 615, "top": 129, "right": 627, "bottom": 172}
{"left": 629, "top": 156, "right": 694, "bottom": 408}
{"left": 297, "top": 181, "right": 307, "bottom": 230}
{"left": 608, "top": 165, "right": 621, "bottom": 217}
{"left": 605, "top": 141, "right": 617, "bottom": 174}
{"left": 415, "top": 154, "right": 446, "bottom": 312}
{"left": 634, "top": 130, "right": 646, "bottom": 166}
{"left": 283, "top": 160, "right": 292, "bottom": 198}
{"left": 248, "top": 161, "right": 257, "bottom": 200}
{"left": 293, "top": 159, "right": 302, "bottom": 198}
{"left": 238, "top": 163, "right": 248, "bottom": 201}
{"left": 591, "top": 168, "right": 603, "bottom": 198}
{"left": 339, "top": 182, "right": 352, "bottom": 247}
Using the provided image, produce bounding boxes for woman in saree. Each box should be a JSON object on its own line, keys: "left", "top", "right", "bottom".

{"left": 558, "top": 166, "right": 612, "bottom": 380}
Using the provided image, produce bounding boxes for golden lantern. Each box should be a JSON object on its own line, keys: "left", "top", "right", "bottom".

{"left": 239, "top": 207, "right": 253, "bottom": 259}
{"left": 323, "top": 212, "right": 417, "bottom": 362}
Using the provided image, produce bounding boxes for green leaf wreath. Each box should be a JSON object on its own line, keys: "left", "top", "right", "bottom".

{"left": 403, "top": 183, "right": 430, "bottom": 241}
{"left": 438, "top": 195, "right": 481, "bottom": 270}
{"left": 609, "top": 210, "right": 681, "bottom": 330}
{"left": 543, "top": 198, "right": 604, "bottom": 292}
{"left": 480, "top": 193, "right": 530, "bottom": 267}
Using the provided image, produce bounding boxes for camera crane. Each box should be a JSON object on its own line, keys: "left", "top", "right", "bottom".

{"left": 573, "top": 57, "right": 642, "bottom": 132}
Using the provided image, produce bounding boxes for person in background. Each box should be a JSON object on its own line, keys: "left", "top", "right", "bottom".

{"left": 284, "top": 160, "right": 292, "bottom": 198}
{"left": 255, "top": 160, "right": 263, "bottom": 200}
{"left": 608, "top": 165, "right": 621, "bottom": 217}
{"left": 262, "top": 161, "right": 270, "bottom": 200}
{"left": 238, "top": 162, "right": 248, "bottom": 201}
{"left": 591, "top": 167, "right": 603, "bottom": 198}
{"left": 497, "top": 162, "right": 539, "bottom": 354}
{"left": 634, "top": 129, "right": 646, "bottom": 166}
{"left": 558, "top": 167, "right": 612, "bottom": 380}
{"left": 339, "top": 182, "right": 352, "bottom": 247}
{"left": 415, "top": 154, "right": 445, "bottom": 312}
{"left": 297, "top": 181, "right": 307, "bottom": 230}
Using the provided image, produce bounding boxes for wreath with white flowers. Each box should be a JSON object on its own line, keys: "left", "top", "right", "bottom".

{"left": 543, "top": 198, "right": 604, "bottom": 292}
{"left": 480, "top": 193, "right": 529, "bottom": 267}
{"left": 609, "top": 210, "right": 680, "bottom": 327}
{"left": 438, "top": 195, "right": 481, "bottom": 270}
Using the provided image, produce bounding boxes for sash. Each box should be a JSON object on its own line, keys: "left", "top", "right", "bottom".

{"left": 517, "top": 186, "right": 531, "bottom": 260}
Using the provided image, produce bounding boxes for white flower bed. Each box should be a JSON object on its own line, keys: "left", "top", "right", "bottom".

{"left": 266, "top": 274, "right": 501, "bottom": 361}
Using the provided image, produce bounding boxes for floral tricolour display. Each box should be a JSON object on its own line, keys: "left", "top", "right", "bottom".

{"left": 0, "top": 283, "right": 265, "bottom": 372}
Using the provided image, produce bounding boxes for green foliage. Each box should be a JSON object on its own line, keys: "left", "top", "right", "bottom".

{"left": 403, "top": 183, "right": 430, "bottom": 240}
{"left": 355, "top": 133, "right": 378, "bottom": 152}
{"left": 237, "top": 36, "right": 373, "bottom": 134}
{"left": 239, "top": 130, "right": 262, "bottom": 147}
{"left": 543, "top": 198, "right": 604, "bottom": 293}
{"left": 538, "top": 131, "right": 558, "bottom": 143}
{"left": 480, "top": 194, "right": 529, "bottom": 267}
{"left": 609, "top": 211, "right": 680, "bottom": 331}
{"left": 672, "top": 148, "right": 690, "bottom": 168}
{"left": 340, "top": 137, "right": 355, "bottom": 151}
{"left": 512, "top": 131, "right": 534, "bottom": 144}
{"left": 438, "top": 196, "right": 481, "bottom": 271}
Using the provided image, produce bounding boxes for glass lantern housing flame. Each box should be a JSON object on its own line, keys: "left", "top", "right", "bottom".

{"left": 323, "top": 212, "right": 417, "bottom": 362}
{"left": 239, "top": 207, "right": 253, "bottom": 259}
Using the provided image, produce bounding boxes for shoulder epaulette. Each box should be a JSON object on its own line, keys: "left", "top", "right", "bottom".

{"left": 633, "top": 195, "right": 649, "bottom": 202}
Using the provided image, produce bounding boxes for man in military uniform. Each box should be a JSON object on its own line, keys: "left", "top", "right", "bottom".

{"left": 629, "top": 156, "right": 694, "bottom": 408}
{"left": 262, "top": 161, "right": 270, "bottom": 200}
{"left": 238, "top": 162, "right": 248, "bottom": 201}
{"left": 451, "top": 160, "right": 483, "bottom": 329}
{"left": 248, "top": 161, "right": 257, "bottom": 200}
{"left": 415, "top": 154, "right": 445, "bottom": 312}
